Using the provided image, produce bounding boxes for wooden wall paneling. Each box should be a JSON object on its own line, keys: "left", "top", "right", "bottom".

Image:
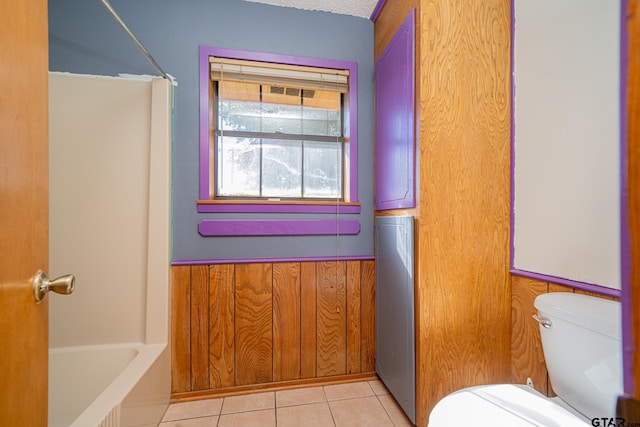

{"left": 235, "top": 263, "right": 273, "bottom": 385}
{"left": 316, "top": 261, "right": 347, "bottom": 376}
{"left": 415, "top": 0, "right": 512, "bottom": 423}
{"left": 346, "top": 261, "right": 362, "bottom": 374}
{"left": 170, "top": 265, "right": 191, "bottom": 393}
{"left": 300, "top": 262, "right": 318, "bottom": 378}
{"left": 171, "top": 259, "right": 376, "bottom": 397}
{"left": 374, "top": 0, "right": 419, "bottom": 61}
{"left": 273, "top": 262, "right": 302, "bottom": 381}
{"left": 574, "top": 289, "right": 619, "bottom": 301}
{"left": 209, "top": 264, "right": 235, "bottom": 388}
{"left": 190, "top": 265, "right": 210, "bottom": 391}
{"left": 511, "top": 276, "right": 548, "bottom": 395}
{"left": 548, "top": 283, "right": 574, "bottom": 294}
{"left": 360, "top": 260, "right": 376, "bottom": 372}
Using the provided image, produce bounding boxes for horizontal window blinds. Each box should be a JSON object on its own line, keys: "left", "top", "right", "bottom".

{"left": 210, "top": 57, "right": 349, "bottom": 93}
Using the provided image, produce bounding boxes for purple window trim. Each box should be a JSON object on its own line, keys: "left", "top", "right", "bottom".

{"left": 510, "top": 269, "right": 622, "bottom": 299}
{"left": 198, "top": 45, "right": 359, "bottom": 212}
{"left": 198, "top": 219, "right": 360, "bottom": 237}
{"left": 172, "top": 254, "right": 375, "bottom": 266}
{"left": 197, "top": 203, "right": 361, "bottom": 214}
{"left": 370, "top": 0, "right": 387, "bottom": 22}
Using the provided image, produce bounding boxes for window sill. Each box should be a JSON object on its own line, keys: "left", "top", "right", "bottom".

{"left": 197, "top": 199, "right": 361, "bottom": 214}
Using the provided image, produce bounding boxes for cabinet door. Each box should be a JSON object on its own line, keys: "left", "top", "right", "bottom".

{"left": 374, "top": 9, "right": 415, "bottom": 210}
{"left": 375, "top": 215, "right": 415, "bottom": 423}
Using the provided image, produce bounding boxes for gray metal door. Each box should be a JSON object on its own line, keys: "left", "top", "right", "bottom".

{"left": 375, "top": 216, "right": 415, "bottom": 424}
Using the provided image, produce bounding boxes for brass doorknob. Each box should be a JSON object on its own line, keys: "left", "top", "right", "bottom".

{"left": 32, "top": 270, "right": 76, "bottom": 303}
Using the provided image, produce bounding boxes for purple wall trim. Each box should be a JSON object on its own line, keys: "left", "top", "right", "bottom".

{"left": 510, "top": 0, "right": 516, "bottom": 286}
{"left": 619, "top": 0, "right": 633, "bottom": 396}
{"left": 197, "top": 203, "right": 361, "bottom": 214}
{"left": 198, "top": 219, "right": 361, "bottom": 237}
{"left": 172, "top": 254, "right": 375, "bottom": 266}
{"left": 511, "top": 269, "right": 622, "bottom": 299}
{"left": 370, "top": 0, "right": 386, "bottom": 22}
{"left": 198, "top": 45, "right": 359, "bottom": 205}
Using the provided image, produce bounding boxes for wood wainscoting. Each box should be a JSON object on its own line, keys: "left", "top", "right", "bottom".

{"left": 170, "top": 260, "right": 376, "bottom": 399}
{"left": 511, "top": 275, "right": 619, "bottom": 397}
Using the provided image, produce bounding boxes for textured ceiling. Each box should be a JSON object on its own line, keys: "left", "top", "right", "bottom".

{"left": 243, "top": 0, "right": 379, "bottom": 19}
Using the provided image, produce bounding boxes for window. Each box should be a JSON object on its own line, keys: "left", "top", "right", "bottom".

{"left": 198, "top": 46, "right": 360, "bottom": 214}
{"left": 212, "top": 59, "right": 347, "bottom": 200}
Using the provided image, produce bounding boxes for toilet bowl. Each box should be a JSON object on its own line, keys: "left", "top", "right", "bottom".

{"left": 429, "top": 292, "right": 622, "bottom": 426}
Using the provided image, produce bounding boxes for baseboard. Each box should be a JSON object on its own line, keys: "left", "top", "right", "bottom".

{"left": 170, "top": 372, "right": 378, "bottom": 403}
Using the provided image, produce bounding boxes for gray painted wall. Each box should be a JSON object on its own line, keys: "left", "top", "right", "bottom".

{"left": 48, "top": 0, "right": 374, "bottom": 262}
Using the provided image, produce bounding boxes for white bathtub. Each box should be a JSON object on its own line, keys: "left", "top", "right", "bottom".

{"left": 48, "top": 73, "right": 172, "bottom": 427}
{"left": 49, "top": 343, "right": 169, "bottom": 427}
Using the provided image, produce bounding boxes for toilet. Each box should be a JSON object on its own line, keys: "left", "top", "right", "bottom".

{"left": 429, "top": 292, "right": 622, "bottom": 426}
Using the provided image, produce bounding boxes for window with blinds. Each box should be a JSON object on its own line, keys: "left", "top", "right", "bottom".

{"left": 209, "top": 57, "right": 349, "bottom": 200}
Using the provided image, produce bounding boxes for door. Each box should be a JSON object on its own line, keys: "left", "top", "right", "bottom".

{"left": 375, "top": 215, "right": 416, "bottom": 424}
{"left": 0, "top": 0, "right": 50, "bottom": 425}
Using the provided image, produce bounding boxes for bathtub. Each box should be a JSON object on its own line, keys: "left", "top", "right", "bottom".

{"left": 49, "top": 344, "right": 169, "bottom": 427}
{"left": 48, "top": 73, "right": 172, "bottom": 426}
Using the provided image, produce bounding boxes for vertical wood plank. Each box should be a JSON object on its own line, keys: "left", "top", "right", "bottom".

{"left": 360, "top": 260, "right": 376, "bottom": 372}
{"left": 300, "top": 262, "right": 318, "bottom": 378}
{"left": 235, "top": 263, "right": 273, "bottom": 386}
{"left": 209, "top": 264, "right": 235, "bottom": 388}
{"left": 413, "top": 0, "right": 512, "bottom": 423}
{"left": 548, "top": 283, "right": 574, "bottom": 294}
{"left": 346, "top": 261, "right": 362, "bottom": 374}
{"left": 574, "top": 289, "right": 619, "bottom": 301}
{"left": 273, "top": 262, "right": 301, "bottom": 381}
{"left": 190, "top": 265, "right": 210, "bottom": 391}
{"left": 171, "top": 265, "right": 191, "bottom": 393}
{"left": 510, "top": 276, "right": 548, "bottom": 395}
{"left": 316, "top": 261, "right": 347, "bottom": 376}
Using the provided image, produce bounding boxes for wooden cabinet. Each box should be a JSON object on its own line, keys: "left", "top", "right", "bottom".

{"left": 374, "top": 2, "right": 512, "bottom": 425}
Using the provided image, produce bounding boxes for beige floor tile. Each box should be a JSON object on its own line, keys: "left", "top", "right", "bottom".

{"left": 218, "top": 408, "right": 276, "bottom": 427}
{"left": 221, "top": 391, "right": 275, "bottom": 414}
{"left": 159, "top": 415, "right": 218, "bottom": 426}
{"left": 277, "top": 402, "right": 336, "bottom": 427}
{"left": 324, "top": 381, "right": 375, "bottom": 401}
{"left": 162, "top": 399, "right": 223, "bottom": 421}
{"left": 330, "top": 396, "right": 395, "bottom": 427}
{"left": 368, "top": 379, "right": 390, "bottom": 396}
{"left": 276, "top": 386, "right": 327, "bottom": 407}
{"left": 378, "top": 394, "right": 414, "bottom": 426}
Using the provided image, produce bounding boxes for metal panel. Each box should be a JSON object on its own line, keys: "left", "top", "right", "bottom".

{"left": 375, "top": 216, "right": 415, "bottom": 423}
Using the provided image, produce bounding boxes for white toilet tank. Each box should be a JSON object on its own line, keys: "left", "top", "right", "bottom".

{"left": 534, "top": 292, "right": 622, "bottom": 420}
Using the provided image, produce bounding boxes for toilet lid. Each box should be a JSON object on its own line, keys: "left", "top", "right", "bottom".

{"left": 429, "top": 384, "right": 590, "bottom": 426}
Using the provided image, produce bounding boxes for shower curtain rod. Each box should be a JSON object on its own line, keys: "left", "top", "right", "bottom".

{"left": 99, "top": 0, "right": 171, "bottom": 80}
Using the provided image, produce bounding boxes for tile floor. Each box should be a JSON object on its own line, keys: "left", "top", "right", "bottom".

{"left": 160, "top": 379, "right": 414, "bottom": 426}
